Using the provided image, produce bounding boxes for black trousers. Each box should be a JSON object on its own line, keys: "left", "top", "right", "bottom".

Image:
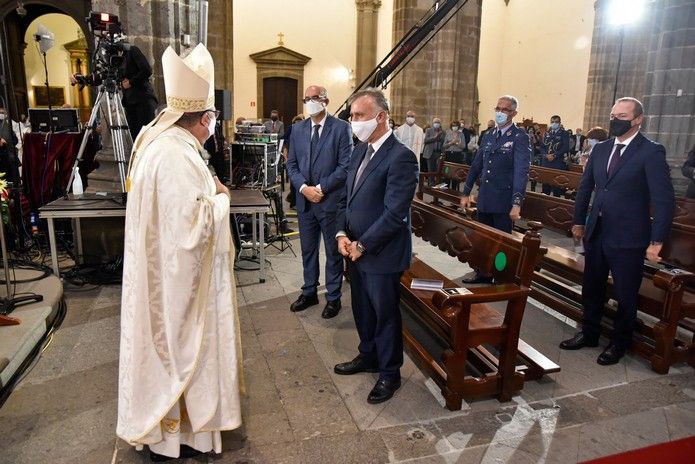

{"left": 349, "top": 264, "right": 403, "bottom": 381}
{"left": 477, "top": 211, "right": 512, "bottom": 234}
{"left": 581, "top": 219, "right": 646, "bottom": 348}
{"left": 124, "top": 98, "right": 157, "bottom": 141}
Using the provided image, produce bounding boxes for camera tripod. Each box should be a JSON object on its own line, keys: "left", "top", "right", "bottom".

{"left": 66, "top": 79, "right": 132, "bottom": 194}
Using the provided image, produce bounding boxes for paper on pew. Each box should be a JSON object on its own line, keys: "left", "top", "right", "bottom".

{"left": 410, "top": 278, "right": 444, "bottom": 290}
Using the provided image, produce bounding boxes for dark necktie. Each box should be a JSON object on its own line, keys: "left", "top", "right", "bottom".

{"left": 607, "top": 143, "right": 625, "bottom": 177}
{"left": 354, "top": 144, "right": 374, "bottom": 186}
{"left": 309, "top": 124, "right": 321, "bottom": 164}
{"left": 496, "top": 129, "right": 501, "bottom": 140}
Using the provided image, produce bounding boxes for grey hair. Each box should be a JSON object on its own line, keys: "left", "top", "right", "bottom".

{"left": 615, "top": 97, "right": 643, "bottom": 117}
{"left": 499, "top": 95, "right": 519, "bottom": 111}
{"left": 348, "top": 87, "right": 390, "bottom": 113}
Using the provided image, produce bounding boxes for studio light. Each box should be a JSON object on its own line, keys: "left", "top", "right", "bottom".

{"left": 33, "top": 24, "right": 54, "bottom": 54}
{"left": 608, "top": 0, "right": 646, "bottom": 27}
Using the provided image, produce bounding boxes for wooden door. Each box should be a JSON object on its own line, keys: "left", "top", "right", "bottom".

{"left": 262, "top": 77, "right": 298, "bottom": 123}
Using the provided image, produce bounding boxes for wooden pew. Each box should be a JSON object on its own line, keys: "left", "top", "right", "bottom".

{"left": 416, "top": 160, "right": 470, "bottom": 205}
{"left": 401, "top": 200, "right": 559, "bottom": 409}
{"left": 528, "top": 165, "right": 583, "bottom": 199}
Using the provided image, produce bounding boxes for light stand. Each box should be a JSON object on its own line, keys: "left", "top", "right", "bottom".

{"left": 34, "top": 24, "right": 55, "bottom": 131}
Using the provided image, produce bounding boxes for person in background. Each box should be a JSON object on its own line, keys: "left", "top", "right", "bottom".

{"left": 579, "top": 126, "right": 609, "bottom": 168}
{"left": 263, "top": 109, "right": 285, "bottom": 138}
{"left": 682, "top": 144, "right": 695, "bottom": 198}
{"left": 423, "top": 117, "right": 444, "bottom": 176}
{"left": 394, "top": 110, "right": 424, "bottom": 170}
{"left": 539, "top": 114, "right": 570, "bottom": 196}
{"left": 443, "top": 120, "right": 466, "bottom": 189}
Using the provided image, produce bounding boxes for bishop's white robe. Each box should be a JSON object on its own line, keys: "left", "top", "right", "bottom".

{"left": 117, "top": 125, "right": 242, "bottom": 458}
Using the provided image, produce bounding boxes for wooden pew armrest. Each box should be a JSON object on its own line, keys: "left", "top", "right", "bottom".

{"left": 432, "top": 284, "right": 530, "bottom": 310}
{"left": 653, "top": 268, "right": 695, "bottom": 292}
{"left": 419, "top": 172, "right": 438, "bottom": 181}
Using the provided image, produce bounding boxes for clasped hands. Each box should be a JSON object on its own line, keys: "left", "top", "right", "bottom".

{"left": 303, "top": 186, "right": 323, "bottom": 203}
{"left": 337, "top": 236, "right": 363, "bottom": 262}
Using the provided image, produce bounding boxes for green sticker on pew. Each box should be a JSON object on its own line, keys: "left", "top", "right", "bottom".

{"left": 444, "top": 166, "right": 450, "bottom": 174}
{"left": 494, "top": 252, "right": 507, "bottom": 271}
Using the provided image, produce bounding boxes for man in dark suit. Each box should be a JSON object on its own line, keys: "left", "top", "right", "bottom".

{"left": 681, "top": 144, "right": 695, "bottom": 198}
{"left": 539, "top": 115, "right": 570, "bottom": 196}
{"left": 263, "top": 109, "right": 285, "bottom": 138}
{"left": 286, "top": 85, "right": 353, "bottom": 318}
{"left": 560, "top": 97, "right": 675, "bottom": 365}
{"left": 460, "top": 95, "right": 531, "bottom": 284}
{"left": 572, "top": 128, "right": 586, "bottom": 159}
{"left": 333, "top": 88, "right": 419, "bottom": 404}
{"left": 120, "top": 45, "right": 158, "bottom": 140}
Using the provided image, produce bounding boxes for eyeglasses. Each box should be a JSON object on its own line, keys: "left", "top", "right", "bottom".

{"left": 494, "top": 107, "right": 514, "bottom": 114}
{"left": 206, "top": 109, "right": 221, "bottom": 118}
{"left": 302, "top": 96, "right": 325, "bottom": 104}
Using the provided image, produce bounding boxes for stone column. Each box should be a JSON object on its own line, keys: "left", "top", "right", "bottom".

{"left": 641, "top": 0, "right": 695, "bottom": 195}
{"left": 355, "top": 0, "right": 382, "bottom": 84}
{"left": 389, "top": 0, "right": 482, "bottom": 129}
{"left": 582, "top": 0, "right": 655, "bottom": 131}
{"left": 208, "top": 0, "right": 234, "bottom": 132}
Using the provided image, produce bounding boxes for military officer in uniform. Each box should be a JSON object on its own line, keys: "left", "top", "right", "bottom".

{"left": 460, "top": 95, "right": 531, "bottom": 284}
{"left": 539, "top": 114, "right": 570, "bottom": 196}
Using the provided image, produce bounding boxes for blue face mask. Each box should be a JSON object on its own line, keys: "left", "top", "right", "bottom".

{"left": 550, "top": 122, "right": 560, "bottom": 130}
{"left": 495, "top": 111, "right": 507, "bottom": 125}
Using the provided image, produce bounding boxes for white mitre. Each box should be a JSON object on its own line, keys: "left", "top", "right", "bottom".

{"left": 126, "top": 43, "right": 215, "bottom": 190}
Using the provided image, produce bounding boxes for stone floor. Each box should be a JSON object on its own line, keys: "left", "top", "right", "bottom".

{"left": 0, "top": 214, "right": 693, "bottom": 463}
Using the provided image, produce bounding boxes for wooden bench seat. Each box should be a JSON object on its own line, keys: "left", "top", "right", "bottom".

{"left": 400, "top": 200, "right": 556, "bottom": 409}
{"left": 528, "top": 165, "right": 583, "bottom": 199}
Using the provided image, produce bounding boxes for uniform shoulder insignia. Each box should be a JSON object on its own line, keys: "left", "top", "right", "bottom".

{"left": 506, "top": 131, "right": 512, "bottom": 136}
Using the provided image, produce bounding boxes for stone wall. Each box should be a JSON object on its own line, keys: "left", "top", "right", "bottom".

{"left": 583, "top": 0, "right": 695, "bottom": 194}
{"left": 389, "top": 0, "right": 482, "bottom": 128}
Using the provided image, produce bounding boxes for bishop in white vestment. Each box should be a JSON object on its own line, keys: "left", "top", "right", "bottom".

{"left": 117, "top": 43, "right": 242, "bottom": 460}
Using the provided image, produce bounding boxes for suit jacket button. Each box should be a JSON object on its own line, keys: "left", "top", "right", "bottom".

{"left": 485, "top": 180, "right": 489, "bottom": 183}
{"left": 604, "top": 188, "right": 608, "bottom": 191}
{"left": 487, "top": 170, "right": 490, "bottom": 173}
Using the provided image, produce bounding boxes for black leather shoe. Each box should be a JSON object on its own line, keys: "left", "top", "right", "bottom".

{"left": 597, "top": 344, "right": 625, "bottom": 365}
{"left": 462, "top": 273, "right": 494, "bottom": 284}
{"left": 367, "top": 378, "right": 401, "bottom": 404}
{"left": 334, "top": 356, "right": 379, "bottom": 375}
{"left": 321, "top": 299, "right": 341, "bottom": 319}
{"left": 290, "top": 293, "right": 318, "bottom": 312}
{"left": 149, "top": 445, "right": 203, "bottom": 462}
{"left": 559, "top": 332, "right": 599, "bottom": 350}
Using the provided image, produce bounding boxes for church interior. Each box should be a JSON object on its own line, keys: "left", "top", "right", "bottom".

{"left": 0, "top": 0, "right": 693, "bottom": 462}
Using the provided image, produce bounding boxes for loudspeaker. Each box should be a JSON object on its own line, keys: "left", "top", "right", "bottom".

{"left": 215, "top": 89, "right": 232, "bottom": 121}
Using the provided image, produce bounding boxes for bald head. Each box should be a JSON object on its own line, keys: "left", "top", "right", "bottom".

{"left": 305, "top": 85, "right": 327, "bottom": 100}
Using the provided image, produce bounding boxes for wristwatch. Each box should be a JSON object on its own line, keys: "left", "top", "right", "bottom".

{"left": 356, "top": 242, "right": 366, "bottom": 254}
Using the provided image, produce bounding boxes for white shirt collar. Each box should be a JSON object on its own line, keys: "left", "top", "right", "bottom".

{"left": 614, "top": 129, "right": 639, "bottom": 149}
{"left": 368, "top": 129, "right": 393, "bottom": 156}
{"left": 311, "top": 112, "right": 328, "bottom": 129}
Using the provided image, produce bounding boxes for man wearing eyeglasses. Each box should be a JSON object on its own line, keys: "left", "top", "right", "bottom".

{"left": 286, "top": 85, "right": 353, "bottom": 318}
{"left": 460, "top": 95, "right": 531, "bottom": 284}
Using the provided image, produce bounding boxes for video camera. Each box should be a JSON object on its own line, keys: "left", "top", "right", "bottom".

{"left": 72, "top": 12, "right": 131, "bottom": 93}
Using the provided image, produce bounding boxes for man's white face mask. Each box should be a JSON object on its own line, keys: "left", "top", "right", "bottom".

{"left": 206, "top": 113, "right": 216, "bottom": 139}
{"left": 406, "top": 116, "right": 415, "bottom": 125}
{"left": 304, "top": 100, "right": 325, "bottom": 117}
{"left": 351, "top": 111, "right": 382, "bottom": 143}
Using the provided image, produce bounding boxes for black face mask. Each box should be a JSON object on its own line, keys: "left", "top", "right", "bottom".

{"left": 609, "top": 118, "right": 635, "bottom": 137}
{"left": 271, "top": 116, "right": 278, "bottom": 121}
